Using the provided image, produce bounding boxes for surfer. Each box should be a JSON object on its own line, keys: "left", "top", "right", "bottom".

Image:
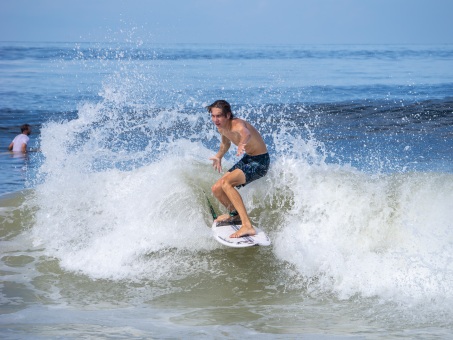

{"left": 208, "top": 100, "right": 270, "bottom": 238}
{"left": 8, "top": 124, "right": 32, "bottom": 153}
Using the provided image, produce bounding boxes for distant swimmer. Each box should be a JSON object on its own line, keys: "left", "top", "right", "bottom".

{"left": 208, "top": 100, "right": 270, "bottom": 238}
{"left": 8, "top": 124, "right": 31, "bottom": 153}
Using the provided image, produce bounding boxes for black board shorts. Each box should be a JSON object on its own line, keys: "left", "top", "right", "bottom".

{"left": 228, "top": 153, "right": 270, "bottom": 188}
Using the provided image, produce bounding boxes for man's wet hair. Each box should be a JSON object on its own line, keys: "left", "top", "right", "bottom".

{"left": 206, "top": 100, "right": 234, "bottom": 119}
{"left": 20, "top": 124, "right": 31, "bottom": 133}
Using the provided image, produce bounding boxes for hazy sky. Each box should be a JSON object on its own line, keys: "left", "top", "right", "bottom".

{"left": 1, "top": 0, "right": 453, "bottom": 44}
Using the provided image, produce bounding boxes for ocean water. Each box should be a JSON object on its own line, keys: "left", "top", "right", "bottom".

{"left": 1, "top": 40, "right": 453, "bottom": 339}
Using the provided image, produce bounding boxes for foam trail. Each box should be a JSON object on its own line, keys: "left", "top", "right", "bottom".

{"left": 32, "top": 141, "right": 219, "bottom": 280}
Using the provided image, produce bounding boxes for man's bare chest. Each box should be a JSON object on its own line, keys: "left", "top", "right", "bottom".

{"left": 221, "top": 130, "right": 241, "bottom": 145}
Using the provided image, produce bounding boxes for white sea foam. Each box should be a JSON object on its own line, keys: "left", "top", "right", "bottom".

{"left": 31, "top": 84, "right": 219, "bottom": 280}
{"left": 272, "top": 159, "right": 453, "bottom": 304}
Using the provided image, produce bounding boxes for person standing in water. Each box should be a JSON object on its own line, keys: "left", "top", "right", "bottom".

{"left": 8, "top": 124, "right": 31, "bottom": 153}
{"left": 208, "top": 100, "right": 270, "bottom": 238}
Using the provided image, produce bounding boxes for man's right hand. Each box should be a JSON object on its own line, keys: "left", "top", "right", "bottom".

{"left": 209, "top": 156, "right": 222, "bottom": 173}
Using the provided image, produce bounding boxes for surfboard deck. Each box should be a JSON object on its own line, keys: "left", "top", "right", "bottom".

{"left": 211, "top": 220, "right": 271, "bottom": 248}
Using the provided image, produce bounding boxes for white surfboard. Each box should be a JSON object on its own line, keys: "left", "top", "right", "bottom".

{"left": 211, "top": 220, "right": 271, "bottom": 248}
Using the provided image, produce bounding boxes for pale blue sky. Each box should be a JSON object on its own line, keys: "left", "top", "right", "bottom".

{"left": 1, "top": 0, "right": 452, "bottom": 44}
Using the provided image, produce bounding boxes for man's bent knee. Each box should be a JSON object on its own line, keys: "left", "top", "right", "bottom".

{"left": 221, "top": 170, "right": 246, "bottom": 189}
{"left": 220, "top": 176, "right": 238, "bottom": 191}
{"left": 212, "top": 181, "right": 223, "bottom": 196}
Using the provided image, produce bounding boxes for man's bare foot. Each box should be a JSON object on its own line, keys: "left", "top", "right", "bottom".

{"left": 230, "top": 225, "right": 256, "bottom": 238}
{"left": 215, "top": 213, "right": 241, "bottom": 223}
{"left": 215, "top": 213, "right": 231, "bottom": 222}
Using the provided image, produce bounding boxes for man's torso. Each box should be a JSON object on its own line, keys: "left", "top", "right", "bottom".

{"left": 12, "top": 134, "right": 29, "bottom": 152}
{"left": 221, "top": 118, "right": 267, "bottom": 156}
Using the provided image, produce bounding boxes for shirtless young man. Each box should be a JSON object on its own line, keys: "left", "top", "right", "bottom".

{"left": 208, "top": 100, "right": 270, "bottom": 238}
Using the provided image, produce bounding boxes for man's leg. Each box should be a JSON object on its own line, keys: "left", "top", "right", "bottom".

{"left": 211, "top": 169, "right": 256, "bottom": 238}
{"left": 211, "top": 178, "right": 236, "bottom": 220}
{"left": 211, "top": 169, "right": 244, "bottom": 221}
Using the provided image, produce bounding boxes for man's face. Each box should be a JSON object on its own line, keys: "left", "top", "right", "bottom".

{"left": 210, "top": 108, "right": 230, "bottom": 129}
